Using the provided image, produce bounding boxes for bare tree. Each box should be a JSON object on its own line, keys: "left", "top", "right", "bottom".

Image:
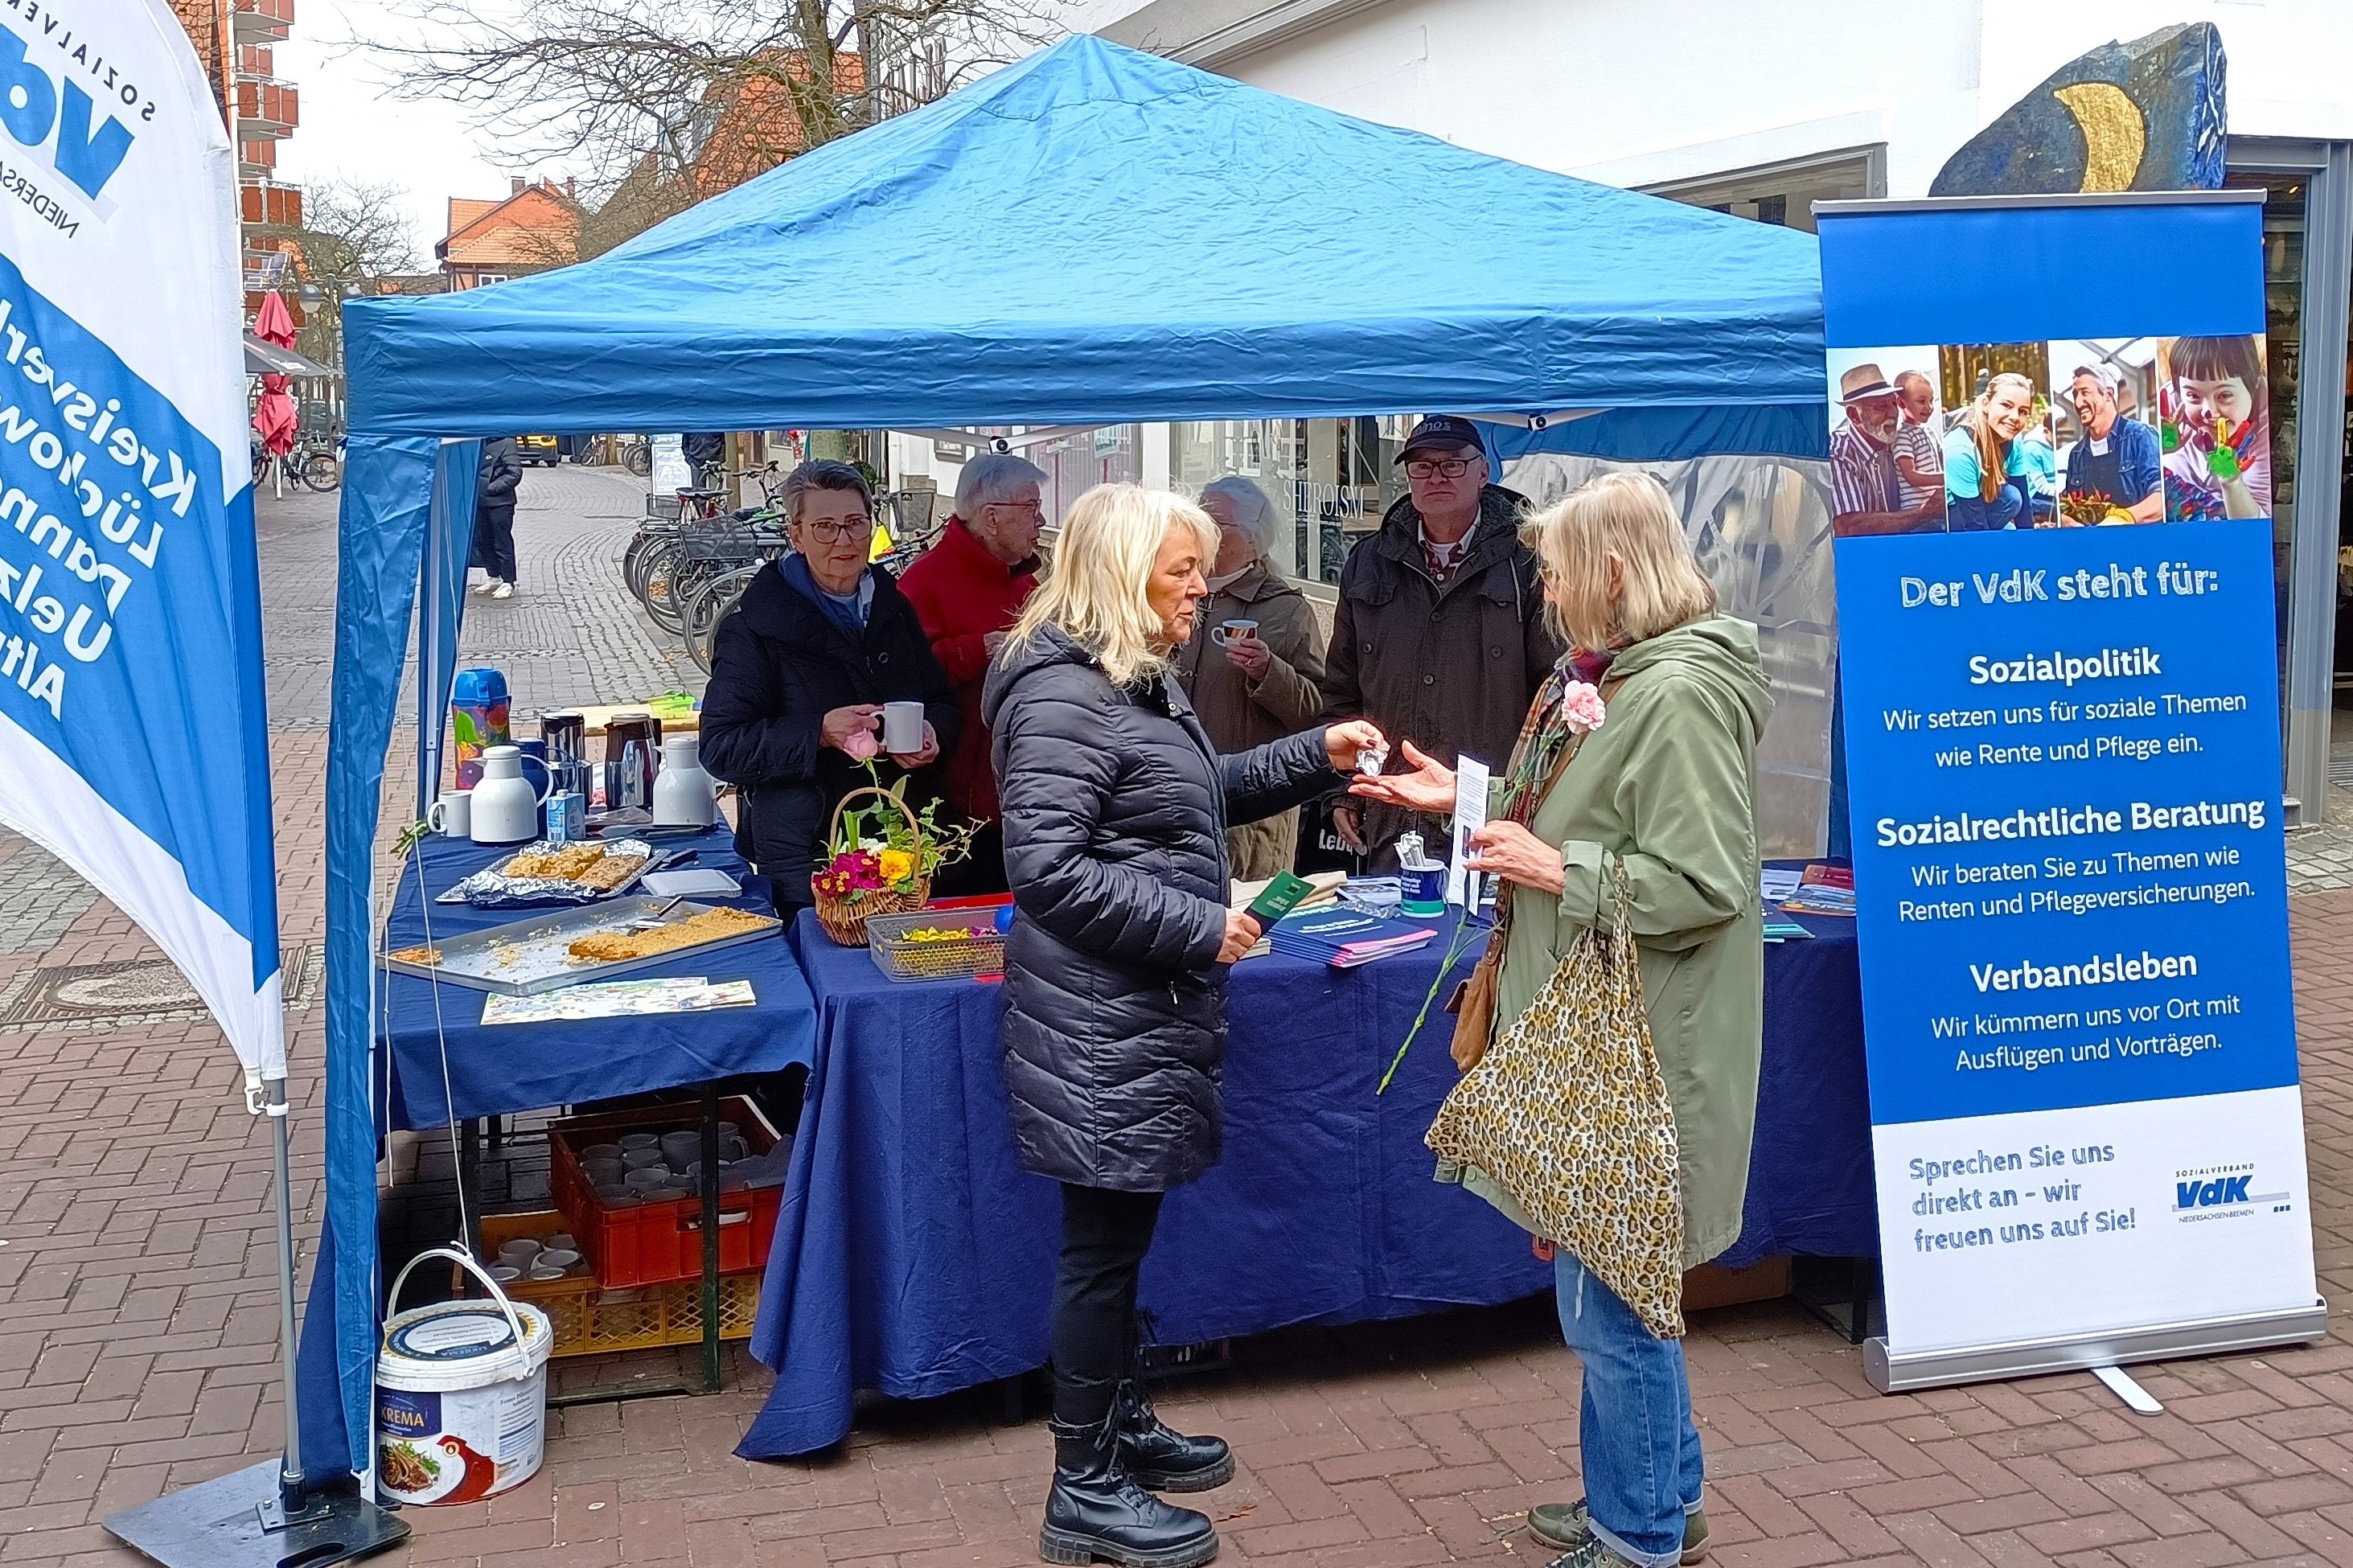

{"left": 259, "top": 177, "right": 424, "bottom": 367}
{"left": 366, "top": 0, "right": 1060, "bottom": 254}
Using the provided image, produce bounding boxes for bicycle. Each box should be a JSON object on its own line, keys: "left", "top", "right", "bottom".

{"left": 676, "top": 491, "right": 944, "bottom": 673}
{"left": 252, "top": 437, "right": 343, "bottom": 495}
{"left": 296, "top": 436, "right": 342, "bottom": 492}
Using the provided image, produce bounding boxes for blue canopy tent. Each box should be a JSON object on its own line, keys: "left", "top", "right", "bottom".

{"left": 300, "top": 33, "right": 1825, "bottom": 1478}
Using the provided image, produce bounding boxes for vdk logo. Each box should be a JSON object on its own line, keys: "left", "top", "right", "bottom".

{"left": 2177, "top": 1176, "right": 2252, "bottom": 1209}
{"left": 0, "top": 27, "right": 131, "bottom": 201}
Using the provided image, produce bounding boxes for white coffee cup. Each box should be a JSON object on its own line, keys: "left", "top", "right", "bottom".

{"left": 882, "top": 700, "right": 926, "bottom": 753}
{"left": 427, "top": 790, "right": 472, "bottom": 839}
{"left": 1212, "top": 619, "right": 1260, "bottom": 647}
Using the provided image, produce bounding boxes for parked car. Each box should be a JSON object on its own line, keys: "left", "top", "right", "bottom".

{"left": 519, "top": 433, "right": 561, "bottom": 466}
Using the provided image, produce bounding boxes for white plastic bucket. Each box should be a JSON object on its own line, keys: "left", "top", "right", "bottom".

{"left": 376, "top": 1246, "right": 552, "bottom": 1506}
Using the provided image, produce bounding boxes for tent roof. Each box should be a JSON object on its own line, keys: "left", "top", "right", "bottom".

{"left": 343, "top": 35, "right": 1823, "bottom": 441}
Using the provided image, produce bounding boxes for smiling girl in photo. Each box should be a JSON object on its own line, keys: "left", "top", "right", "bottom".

{"left": 2161, "top": 335, "right": 2272, "bottom": 520}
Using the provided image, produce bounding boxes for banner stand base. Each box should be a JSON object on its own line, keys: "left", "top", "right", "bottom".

{"left": 104, "top": 1459, "right": 407, "bottom": 1567}
{"left": 1866, "top": 1298, "right": 2329, "bottom": 1394}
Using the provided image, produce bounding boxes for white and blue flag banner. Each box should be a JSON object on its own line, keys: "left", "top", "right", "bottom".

{"left": 0, "top": 0, "right": 282, "bottom": 1080}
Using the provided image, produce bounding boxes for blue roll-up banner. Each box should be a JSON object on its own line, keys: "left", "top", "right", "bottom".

{"left": 0, "top": 5, "right": 281, "bottom": 1083}
{"left": 1818, "top": 194, "right": 2322, "bottom": 1392}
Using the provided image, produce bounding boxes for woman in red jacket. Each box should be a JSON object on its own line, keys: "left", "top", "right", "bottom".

{"left": 897, "top": 453, "right": 1048, "bottom": 894}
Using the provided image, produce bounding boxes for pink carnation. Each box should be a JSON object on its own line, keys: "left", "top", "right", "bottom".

{"left": 1558, "top": 680, "right": 1608, "bottom": 734}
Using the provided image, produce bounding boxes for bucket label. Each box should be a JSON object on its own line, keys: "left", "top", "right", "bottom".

{"left": 378, "top": 1388, "right": 439, "bottom": 1438}
{"left": 376, "top": 1303, "right": 548, "bottom": 1505}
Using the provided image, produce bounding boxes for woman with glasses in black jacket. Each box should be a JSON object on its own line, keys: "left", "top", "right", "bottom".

{"left": 700, "top": 460, "right": 959, "bottom": 907}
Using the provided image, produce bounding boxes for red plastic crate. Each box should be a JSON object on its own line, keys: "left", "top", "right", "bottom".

{"left": 548, "top": 1096, "right": 786, "bottom": 1288}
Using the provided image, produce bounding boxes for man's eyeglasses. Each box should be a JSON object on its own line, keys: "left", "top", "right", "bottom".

{"left": 799, "top": 515, "right": 873, "bottom": 543}
{"left": 988, "top": 498, "right": 1045, "bottom": 517}
{"left": 1403, "top": 457, "right": 1480, "bottom": 480}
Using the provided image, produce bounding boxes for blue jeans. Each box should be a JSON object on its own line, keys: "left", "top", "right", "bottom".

{"left": 1555, "top": 1252, "right": 1703, "bottom": 1568}
{"left": 1946, "top": 479, "right": 2028, "bottom": 532}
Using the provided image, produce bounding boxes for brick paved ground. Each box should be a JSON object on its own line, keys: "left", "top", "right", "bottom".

{"left": 10, "top": 468, "right": 2353, "bottom": 1566}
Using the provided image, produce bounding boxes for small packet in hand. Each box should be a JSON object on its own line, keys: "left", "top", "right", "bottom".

{"left": 1357, "top": 741, "right": 1390, "bottom": 777}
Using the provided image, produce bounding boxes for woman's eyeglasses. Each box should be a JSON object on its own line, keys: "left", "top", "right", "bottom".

{"left": 1403, "top": 458, "right": 1477, "bottom": 479}
{"left": 799, "top": 515, "right": 874, "bottom": 543}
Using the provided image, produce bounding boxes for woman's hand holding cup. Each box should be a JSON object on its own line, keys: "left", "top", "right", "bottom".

{"left": 821, "top": 704, "right": 883, "bottom": 759}
{"left": 1349, "top": 739, "right": 1454, "bottom": 815}
{"left": 1221, "top": 622, "right": 1271, "bottom": 679}
{"left": 888, "top": 721, "right": 941, "bottom": 770}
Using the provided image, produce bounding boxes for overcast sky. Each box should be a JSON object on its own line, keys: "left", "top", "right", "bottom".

{"left": 274, "top": 0, "right": 586, "bottom": 262}
{"left": 273, "top": 0, "right": 1099, "bottom": 263}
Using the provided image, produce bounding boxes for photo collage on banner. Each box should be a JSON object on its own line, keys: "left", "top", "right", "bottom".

{"left": 1819, "top": 194, "right": 2319, "bottom": 1390}
{"left": 1826, "top": 334, "right": 2270, "bottom": 537}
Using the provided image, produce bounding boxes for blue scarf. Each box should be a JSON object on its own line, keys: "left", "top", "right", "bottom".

{"left": 782, "top": 553, "right": 872, "bottom": 641}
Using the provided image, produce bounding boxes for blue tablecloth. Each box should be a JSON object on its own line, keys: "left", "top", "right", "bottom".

{"left": 379, "top": 827, "right": 818, "bottom": 1130}
{"left": 739, "top": 886, "right": 1871, "bottom": 1459}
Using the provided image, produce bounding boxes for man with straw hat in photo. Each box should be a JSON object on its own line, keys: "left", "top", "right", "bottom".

{"left": 1829, "top": 363, "right": 1946, "bottom": 536}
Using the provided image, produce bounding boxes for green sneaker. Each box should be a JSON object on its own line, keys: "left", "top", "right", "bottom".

{"left": 1543, "top": 1537, "right": 1637, "bottom": 1568}
{"left": 1528, "top": 1499, "right": 1709, "bottom": 1563}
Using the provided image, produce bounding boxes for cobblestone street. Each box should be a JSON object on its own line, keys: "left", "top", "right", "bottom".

{"left": 11, "top": 467, "right": 2353, "bottom": 1567}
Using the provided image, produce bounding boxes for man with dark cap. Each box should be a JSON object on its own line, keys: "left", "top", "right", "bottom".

{"left": 1323, "top": 415, "right": 1559, "bottom": 866}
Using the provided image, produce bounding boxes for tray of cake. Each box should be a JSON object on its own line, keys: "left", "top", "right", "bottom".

{"left": 380, "top": 897, "right": 782, "bottom": 995}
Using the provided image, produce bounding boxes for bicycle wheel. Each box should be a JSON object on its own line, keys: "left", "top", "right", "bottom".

{"left": 643, "top": 549, "right": 702, "bottom": 634}
{"left": 687, "top": 574, "right": 753, "bottom": 673}
{"left": 622, "top": 530, "right": 659, "bottom": 600}
{"left": 636, "top": 540, "right": 684, "bottom": 622}
{"left": 625, "top": 441, "right": 651, "bottom": 478}
{"left": 684, "top": 568, "right": 757, "bottom": 674}
{"left": 299, "top": 451, "right": 341, "bottom": 492}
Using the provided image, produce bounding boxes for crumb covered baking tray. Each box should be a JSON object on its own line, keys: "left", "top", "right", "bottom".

{"left": 380, "top": 897, "right": 781, "bottom": 995}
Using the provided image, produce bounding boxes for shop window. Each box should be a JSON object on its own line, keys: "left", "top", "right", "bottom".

{"left": 2223, "top": 171, "right": 2306, "bottom": 720}
{"left": 1647, "top": 146, "right": 1883, "bottom": 234}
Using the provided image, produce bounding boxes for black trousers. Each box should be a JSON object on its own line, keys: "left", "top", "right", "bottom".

{"left": 473, "top": 505, "right": 516, "bottom": 584}
{"left": 1053, "top": 1183, "right": 1164, "bottom": 1426}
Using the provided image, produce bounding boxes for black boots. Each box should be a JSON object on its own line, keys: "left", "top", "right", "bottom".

{"left": 1040, "top": 1415, "right": 1220, "bottom": 1568}
{"left": 1115, "top": 1374, "right": 1234, "bottom": 1492}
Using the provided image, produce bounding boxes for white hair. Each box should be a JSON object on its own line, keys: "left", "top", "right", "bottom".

{"left": 1199, "top": 475, "right": 1283, "bottom": 569}
{"left": 1004, "top": 485, "right": 1216, "bottom": 688}
{"left": 955, "top": 453, "right": 1047, "bottom": 519}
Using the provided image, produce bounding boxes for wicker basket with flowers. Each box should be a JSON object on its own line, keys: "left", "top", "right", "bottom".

{"left": 811, "top": 772, "right": 975, "bottom": 946}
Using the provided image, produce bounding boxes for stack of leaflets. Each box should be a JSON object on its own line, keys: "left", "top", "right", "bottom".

{"left": 1777, "top": 864, "right": 1854, "bottom": 917}
{"left": 1268, "top": 906, "right": 1439, "bottom": 968}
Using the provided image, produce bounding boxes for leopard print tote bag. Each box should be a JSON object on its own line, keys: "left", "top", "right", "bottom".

{"left": 1423, "top": 862, "right": 1686, "bottom": 1338}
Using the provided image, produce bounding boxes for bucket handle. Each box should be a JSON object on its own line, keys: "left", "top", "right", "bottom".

{"left": 384, "top": 1246, "right": 536, "bottom": 1376}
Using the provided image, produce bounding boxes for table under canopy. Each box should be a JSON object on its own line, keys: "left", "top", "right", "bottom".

{"left": 739, "top": 885, "right": 1870, "bottom": 1459}
{"left": 374, "top": 827, "right": 817, "bottom": 1131}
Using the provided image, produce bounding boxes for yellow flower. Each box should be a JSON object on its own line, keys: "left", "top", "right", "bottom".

{"left": 877, "top": 848, "right": 915, "bottom": 885}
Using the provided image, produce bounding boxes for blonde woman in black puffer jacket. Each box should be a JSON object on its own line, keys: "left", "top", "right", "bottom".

{"left": 983, "top": 482, "right": 1384, "bottom": 1568}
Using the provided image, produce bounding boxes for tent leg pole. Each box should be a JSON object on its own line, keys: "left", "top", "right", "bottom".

{"left": 266, "top": 1075, "right": 306, "bottom": 1513}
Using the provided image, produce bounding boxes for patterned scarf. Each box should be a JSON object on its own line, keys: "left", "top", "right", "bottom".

{"left": 1496, "top": 649, "right": 1617, "bottom": 827}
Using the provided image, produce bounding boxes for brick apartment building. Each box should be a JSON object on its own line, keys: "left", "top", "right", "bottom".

{"left": 166, "top": 0, "right": 303, "bottom": 321}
